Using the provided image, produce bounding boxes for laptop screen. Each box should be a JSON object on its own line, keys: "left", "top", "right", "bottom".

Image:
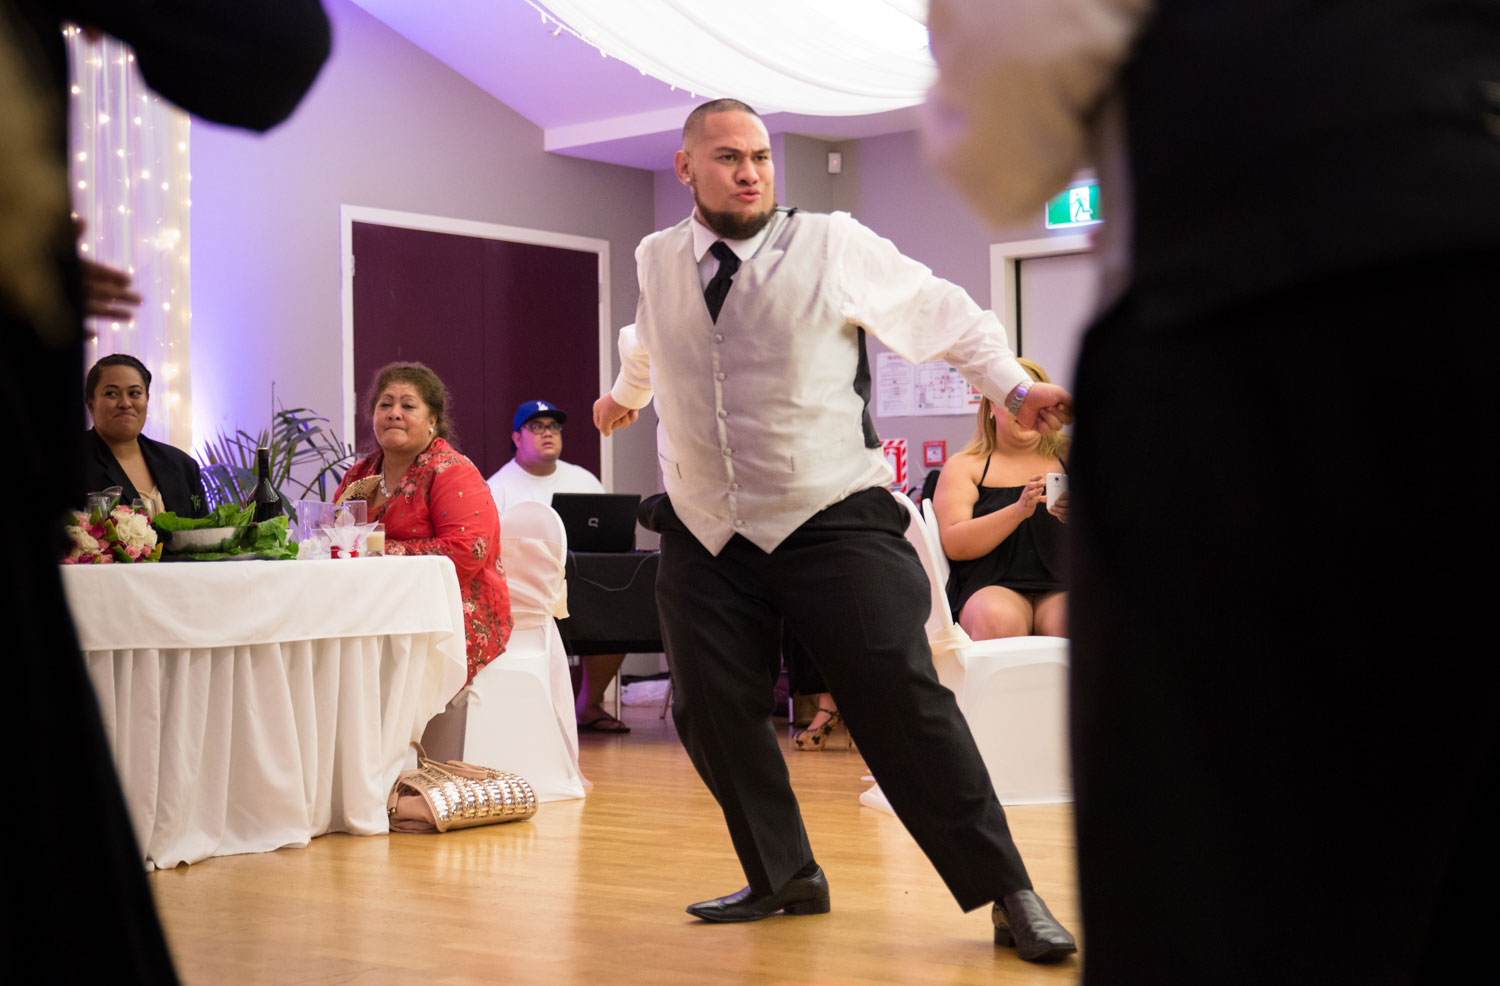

{"left": 550, "top": 493, "right": 642, "bottom": 553}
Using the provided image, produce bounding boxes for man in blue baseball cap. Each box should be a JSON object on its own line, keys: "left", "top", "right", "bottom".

{"left": 487, "top": 400, "right": 629, "bottom": 733}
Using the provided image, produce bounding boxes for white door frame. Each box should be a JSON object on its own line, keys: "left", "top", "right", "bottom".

{"left": 339, "top": 205, "right": 613, "bottom": 485}
{"left": 989, "top": 234, "right": 1091, "bottom": 358}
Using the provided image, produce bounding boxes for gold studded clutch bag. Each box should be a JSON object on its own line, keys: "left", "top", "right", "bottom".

{"left": 387, "top": 745, "right": 538, "bottom": 833}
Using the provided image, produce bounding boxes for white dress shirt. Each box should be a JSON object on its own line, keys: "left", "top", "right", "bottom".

{"left": 690, "top": 216, "right": 773, "bottom": 291}
{"left": 611, "top": 209, "right": 1030, "bottom": 555}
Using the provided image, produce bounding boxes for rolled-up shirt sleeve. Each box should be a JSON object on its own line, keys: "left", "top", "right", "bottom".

{"left": 609, "top": 322, "right": 653, "bottom": 409}
{"left": 834, "top": 213, "right": 1030, "bottom": 404}
{"left": 923, "top": 0, "right": 1151, "bottom": 228}
{"left": 610, "top": 239, "right": 657, "bottom": 409}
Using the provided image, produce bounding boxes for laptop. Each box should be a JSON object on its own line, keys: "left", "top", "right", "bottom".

{"left": 550, "top": 493, "right": 642, "bottom": 553}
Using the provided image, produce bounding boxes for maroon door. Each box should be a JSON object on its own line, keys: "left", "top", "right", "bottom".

{"left": 351, "top": 221, "right": 601, "bottom": 480}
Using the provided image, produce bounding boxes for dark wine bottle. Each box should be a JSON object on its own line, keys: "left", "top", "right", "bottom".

{"left": 251, "top": 447, "right": 284, "bottom": 522}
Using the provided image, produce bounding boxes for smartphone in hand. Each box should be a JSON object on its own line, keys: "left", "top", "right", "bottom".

{"left": 1045, "top": 473, "right": 1068, "bottom": 515}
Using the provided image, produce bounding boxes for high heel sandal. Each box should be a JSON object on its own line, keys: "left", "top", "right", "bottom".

{"left": 793, "top": 707, "right": 853, "bottom": 752}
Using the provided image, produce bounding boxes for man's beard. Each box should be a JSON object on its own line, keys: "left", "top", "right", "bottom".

{"left": 694, "top": 188, "right": 777, "bottom": 240}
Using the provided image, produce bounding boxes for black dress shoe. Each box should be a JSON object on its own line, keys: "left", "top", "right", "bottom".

{"left": 993, "top": 889, "right": 1077, "bottom": 962}
{"left": 685, "top": 866, "right": 831, "bottom": 923}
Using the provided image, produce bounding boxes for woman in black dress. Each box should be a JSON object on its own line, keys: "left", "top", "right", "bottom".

{"left": 933, "top": 358, "right": 1069, "bottom": 640}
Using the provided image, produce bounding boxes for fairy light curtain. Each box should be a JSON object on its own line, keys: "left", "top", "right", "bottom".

{"left": 66, "top": 25, "right": 192, "bottom": 450}
{"left": 526, "top": 0, "right": 934, "bottom": 116}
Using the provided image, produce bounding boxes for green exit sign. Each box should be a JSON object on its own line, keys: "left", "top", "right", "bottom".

{"left": 1045, "top": 183, "right": 1101, "bottom": 228}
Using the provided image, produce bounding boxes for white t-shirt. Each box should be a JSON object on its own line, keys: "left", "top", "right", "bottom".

{"left": 487, "top": 458, "right": 604, "bottom": 514}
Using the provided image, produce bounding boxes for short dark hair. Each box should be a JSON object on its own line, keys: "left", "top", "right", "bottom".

{"left": 364, "top": 361, "right": 458, "bottom": 449}
{"left": 84, "top": 353, "right": 152, "bottom": 406}
{"left": 682, "top": 98, "right": 762, "bottom": 150}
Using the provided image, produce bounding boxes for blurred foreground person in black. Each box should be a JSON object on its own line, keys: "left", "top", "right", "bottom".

{"left": 1, "top": 2, "right": 329, "bottom": 981}
{"left": 926, "top": 1, "right": 1500, "bottom": 984}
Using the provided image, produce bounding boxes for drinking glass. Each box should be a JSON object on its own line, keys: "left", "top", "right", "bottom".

{"left": 85, "top": 492, "right": 116, "bottom": 523}
{"left": 294, "top": 500, "right": 336, "bottom": 542}
{"left": 333, "top": 499, "right": 367, "bottom": 527}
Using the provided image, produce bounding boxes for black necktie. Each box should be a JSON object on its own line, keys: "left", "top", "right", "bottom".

{"left": 703, "top": 241, "right": 740, "bottom": 323}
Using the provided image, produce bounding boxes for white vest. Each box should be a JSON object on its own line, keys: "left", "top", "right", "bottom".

{"left": 637, "top": 211, "right": 892, "bottom": 555}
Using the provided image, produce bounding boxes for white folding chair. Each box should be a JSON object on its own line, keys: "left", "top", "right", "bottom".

{"left": 921, "top": 499, "right": 949, "bottom": 584}
{"left": 421, "top": 501, "right": 587, "bottom": 801}
{"left": 861, "top": 492, "right": 1071, "bottom": 813}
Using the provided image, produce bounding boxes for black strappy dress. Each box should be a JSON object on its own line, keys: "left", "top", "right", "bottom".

{"left": 944, "top": 456, "right": 1067, "bottom": 618}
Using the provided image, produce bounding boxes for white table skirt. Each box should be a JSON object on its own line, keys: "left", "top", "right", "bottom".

{"left": 60, "top": 557, "right": 468, "bottom": 869}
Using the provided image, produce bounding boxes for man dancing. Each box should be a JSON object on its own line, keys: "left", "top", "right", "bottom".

{"left": 594, "top": 99, "right": 1076, "bottom": 961}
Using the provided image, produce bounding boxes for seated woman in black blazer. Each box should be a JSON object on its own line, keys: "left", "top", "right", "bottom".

{"left": 83, "top": 354, "right": 208, "bottom": 518}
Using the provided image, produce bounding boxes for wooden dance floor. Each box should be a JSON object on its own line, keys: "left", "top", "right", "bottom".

{"left": 149, "top": 700, "right": 1080, "bottom": 986}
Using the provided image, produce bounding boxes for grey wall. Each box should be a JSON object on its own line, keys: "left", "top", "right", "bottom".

{"left": 189, "top": 0, "right": 660, "bottom": 497}
{"left": 782, "top": 133, "right": 837, "bottom": 210}
{"left": 653, "top": 167, "right": 689, "bottom": 232}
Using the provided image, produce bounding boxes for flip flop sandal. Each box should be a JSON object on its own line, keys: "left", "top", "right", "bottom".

{"left": 578, "top": 714, "right": 631, "bottom": 734}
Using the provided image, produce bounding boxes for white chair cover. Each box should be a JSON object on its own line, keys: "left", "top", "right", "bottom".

{"left": 421, "top": 501, "right": 587, "bottom": 801}
{"left": 861, "top": 493, "right": 1071, "bottom": 813}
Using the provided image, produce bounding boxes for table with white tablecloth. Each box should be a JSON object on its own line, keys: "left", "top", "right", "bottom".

{"left": 60, "top": 556, "right": 467, "bottom": 869}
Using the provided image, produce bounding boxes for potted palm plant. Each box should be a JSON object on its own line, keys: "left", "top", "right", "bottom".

{"left": 197, "top": 406, "right": 357, "bottom": 521}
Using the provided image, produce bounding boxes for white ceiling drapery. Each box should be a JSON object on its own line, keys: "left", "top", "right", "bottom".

{"left": 528, "top": 0, "right": 934, "bottom": 116}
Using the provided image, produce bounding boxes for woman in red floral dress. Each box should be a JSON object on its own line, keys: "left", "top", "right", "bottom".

{"left": 334, "top": 362, "right": 511, "bottom": 684}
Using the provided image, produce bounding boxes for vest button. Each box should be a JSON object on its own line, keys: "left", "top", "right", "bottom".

{"left": 714, "top": 334, "right": 724, "bottom": 343}
{"left": 717, "top": 409, "right": 728, "bottom": 419}
{"left": 715, "top": 372, "right": 726, "bottom": 381}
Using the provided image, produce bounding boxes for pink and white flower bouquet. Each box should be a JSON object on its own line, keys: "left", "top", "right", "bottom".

{"left": 63, "top": 504, "right": 163, "bottom": 564}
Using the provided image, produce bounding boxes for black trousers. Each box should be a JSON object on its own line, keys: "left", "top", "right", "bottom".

{"left": 647, "top": 487, "right": 1031, "bottom": 909}
{"left": 782, "top": 628, "right": 827, "bottom": 698}
{"left": 1069, "top": 251, "right": 1499, "bottom": 985}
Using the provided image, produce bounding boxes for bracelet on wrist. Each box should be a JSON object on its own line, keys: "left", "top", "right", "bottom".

{"left": 1003, "top": 381, "right": 1030, "bottom": 417}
